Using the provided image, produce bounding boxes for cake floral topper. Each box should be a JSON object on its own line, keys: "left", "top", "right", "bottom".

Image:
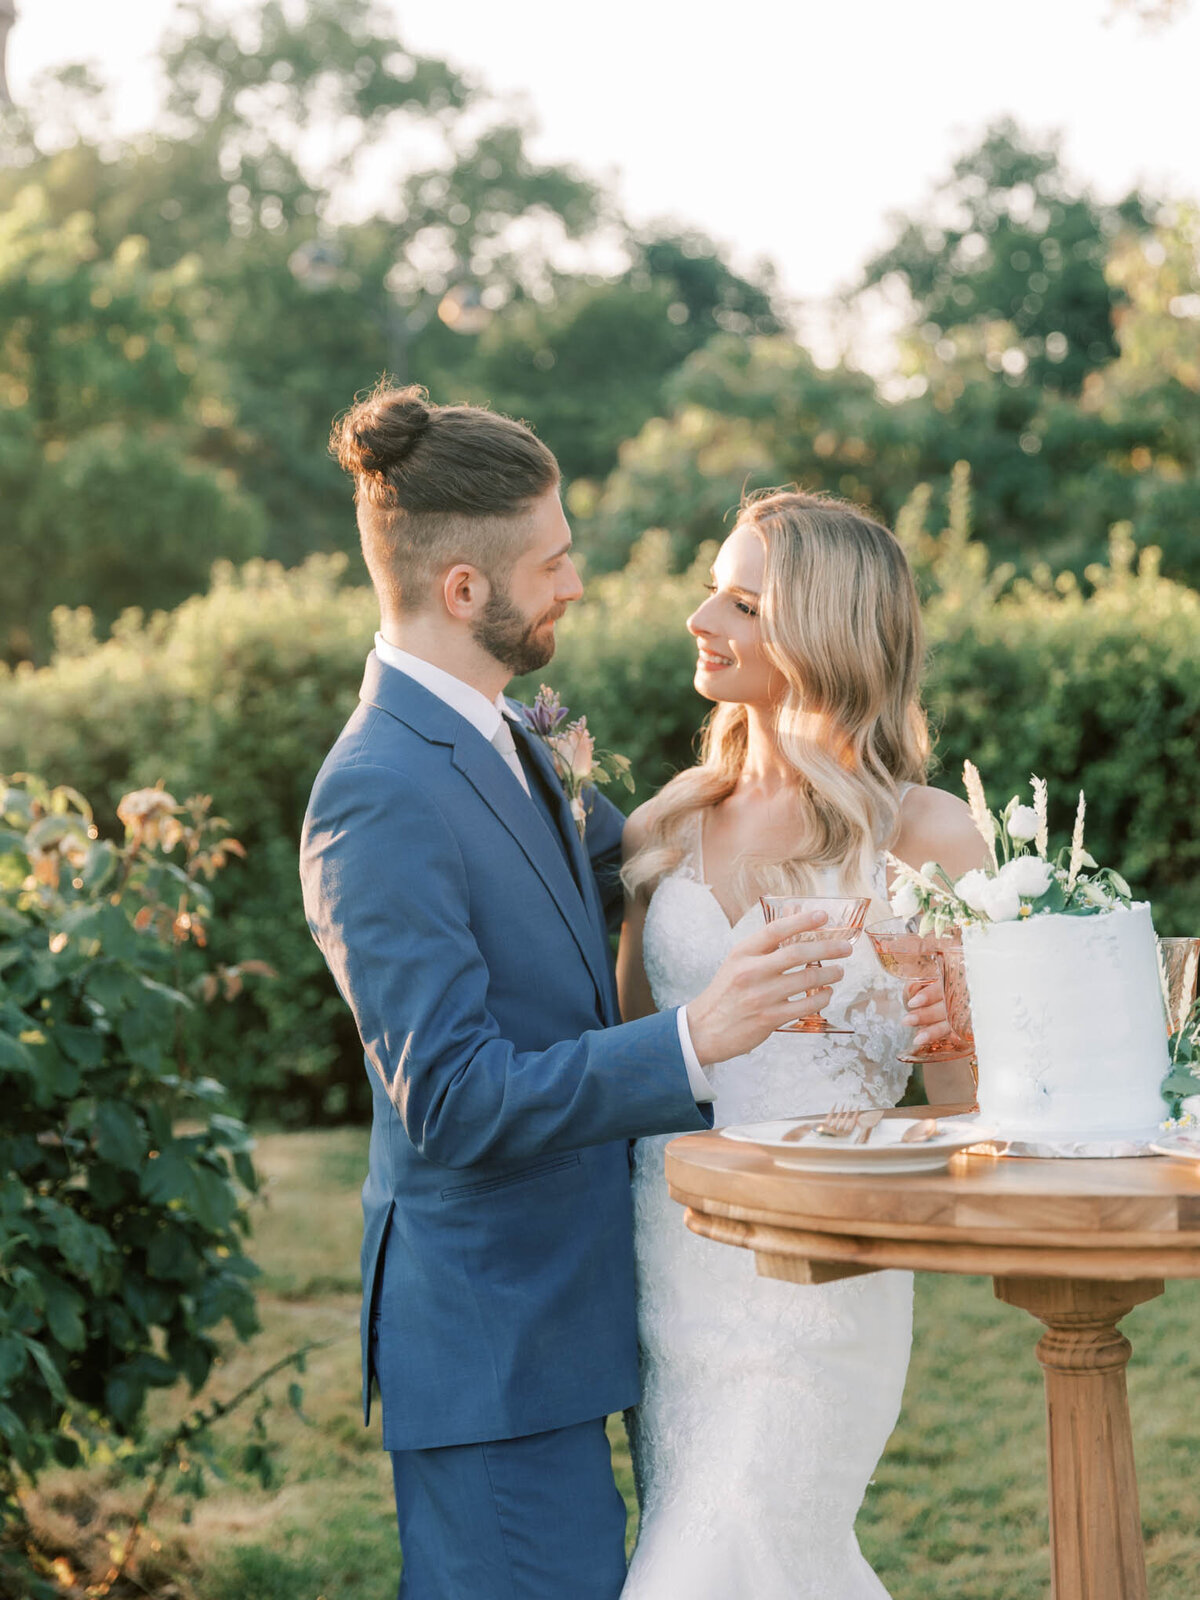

{"left": 886, "top": 762, "right": 1134, "bottom": 936}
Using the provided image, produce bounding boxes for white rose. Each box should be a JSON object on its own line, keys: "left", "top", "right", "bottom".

{"left": 979, "top": 876, "right": 1022, "bottom": 923}
{"left": 954, "top": 868, "right": 992, "bottom": 914}
{"left": 1007, "top": 805, "right": 1041, "bottom": 843}
{"left": 1000, "top": 855, "right": 1053, "bottom": 899}
{"left": 890, "top": 882, "right": 921, "bottom": 920}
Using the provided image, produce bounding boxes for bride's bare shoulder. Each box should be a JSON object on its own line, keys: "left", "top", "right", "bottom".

{"left": 894, "top": 784, "right": 989, "bottom": 878}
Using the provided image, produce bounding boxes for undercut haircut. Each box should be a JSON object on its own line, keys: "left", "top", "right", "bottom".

{"left": 330, "top": 383, "right": 560, "bottom": 614}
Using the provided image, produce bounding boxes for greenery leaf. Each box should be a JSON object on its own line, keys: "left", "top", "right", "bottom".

{"left": 41, "top": 1280, "right": 87, "bottom": 1352}
{"left": 140, "top": 1144, "right": 200, "bottom": 1210}
{"left": 48, "top": 1204, "right": 114, "bottom": 1286}
{"left": 24, "top": 1337, "right": 68, "bottom": 1405}
{"left": 0, "top": 1337, "right": 28, "bottom": 1392}
{"left": 95, "top": 1100, "right": 148, "bottom": 1170}
{"left": 54, "top": 1022, "right": 106, "bottom": 1068}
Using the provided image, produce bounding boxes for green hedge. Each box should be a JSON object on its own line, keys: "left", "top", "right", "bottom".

{"left": 0, "top": 776, "right": 260, "bottom": 1593}
{"left": 0, "top": 558, "right": 374, "bottom": 1123}
{"left": 2, "top": 507, "right": 1197, "bottom": 1124}
{"left": 923, "top": 526, "right": 1200, "bottom": 930}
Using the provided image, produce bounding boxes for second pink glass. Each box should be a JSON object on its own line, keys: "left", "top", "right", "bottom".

{"left": 866, "top": 917, "right": 973, "bottom": 1066}
{"left": 1160, "top": 936, "right": 1200, "bottom": 1037}
{"left": 759, "top": 895, "right": 871, "bottom": 1035}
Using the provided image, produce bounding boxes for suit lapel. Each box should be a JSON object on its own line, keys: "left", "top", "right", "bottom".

{"left": 359, "top": 656, "right": 615, "bottom": 1015}
{"left": 451, "top": 727, "right": 611, "bottom": 1008}
{"left": 508, "top": 719, "right": 590, "bottom": 880}
{"left": 508, "top": 715, "right": 620, "bottom": 1021}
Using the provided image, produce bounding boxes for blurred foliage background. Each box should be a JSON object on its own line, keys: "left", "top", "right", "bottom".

{"left": 3, "top": 0, "right": 1199, "bottom": 1122}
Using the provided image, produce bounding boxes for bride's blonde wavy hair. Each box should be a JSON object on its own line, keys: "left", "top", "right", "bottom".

{"left": 623, "top": 489, "right": 931, "bottom": 907}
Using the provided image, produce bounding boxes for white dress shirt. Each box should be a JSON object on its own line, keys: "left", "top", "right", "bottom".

{"left": 370, "top": 638, "right": 711, "bottom": 1102}
{"left": 373, "top": 635, "right": 528, "bottom": 792}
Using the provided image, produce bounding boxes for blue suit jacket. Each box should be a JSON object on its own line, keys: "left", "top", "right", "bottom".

{"left": 300, "top": 654, "right": 710, "bottom": 1452}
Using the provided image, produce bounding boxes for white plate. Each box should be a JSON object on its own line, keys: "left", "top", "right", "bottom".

{"left": 1149, "top": 1132, "right": 1200, "bottom": 1164}
{"left": 719, "top": 1116, "right": 994, "bottom": 1174}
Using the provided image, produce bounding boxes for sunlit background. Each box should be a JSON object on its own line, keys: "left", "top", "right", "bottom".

{"left": 3, "top": 5, "right": 1200, "bottom": 1596}
{"left": 8, "top": 0, "right": 1200, "bottom": 369}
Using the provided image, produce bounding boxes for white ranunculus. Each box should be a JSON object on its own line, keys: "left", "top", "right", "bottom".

{"left": 1007, "top": 804, "right": 1041, "bottom": 843}
{"left": 979, "top": 876, "right": 1022, "bottom": 923}
{"left": 1000, "top": 854, "right": 1054, "bottom": 899}
{"left": 890, "top": 882, "right": 922, "bottom": 920}
{"left": 954, "top": 868, "right": 993, "bottom": 914}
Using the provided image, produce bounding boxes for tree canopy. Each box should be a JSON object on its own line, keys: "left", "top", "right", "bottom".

{"left": 2, "top": 7, "right": 1199, "bottom": 661}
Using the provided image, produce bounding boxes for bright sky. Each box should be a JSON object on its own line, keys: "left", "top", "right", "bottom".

{"left": 8, "top": 0, "right": 1200, "bottom": 334}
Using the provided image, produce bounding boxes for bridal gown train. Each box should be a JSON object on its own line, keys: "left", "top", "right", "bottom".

{"left": 623, "top": 845, "right": 914, "bottom": 1600}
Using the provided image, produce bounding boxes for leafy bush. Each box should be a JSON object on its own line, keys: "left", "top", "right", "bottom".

{"left": 1, "top": 485, "right": 1197, "bottom": 1128}
{"left": 0, "top": 557, "right": 376, "bottom": 1123}
{"left": 922, "top": 521, "right": 1200, "bottom": 931}
{"left": 0, "top": 776, "right": 261, "bottom": 1587}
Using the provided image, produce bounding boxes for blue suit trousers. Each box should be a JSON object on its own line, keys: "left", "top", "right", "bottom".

{"left": 390, "top": 1416, "right": 628, "bottom": 1599}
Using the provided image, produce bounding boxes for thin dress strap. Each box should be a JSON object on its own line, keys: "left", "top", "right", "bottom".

{"left": 876, "top": 782, "right": 915, "bottom": 899}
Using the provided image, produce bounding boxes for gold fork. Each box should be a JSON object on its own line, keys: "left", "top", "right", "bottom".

{"left": 780, "top": 1103, "right": 862, "bottom": 1143}
{"left": 814, "top": 1103, "right": 861, "bottom": 1140}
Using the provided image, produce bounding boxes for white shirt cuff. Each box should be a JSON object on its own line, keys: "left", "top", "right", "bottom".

{"left": 676, "top": 1007, "right": 714, "bottom": 1103}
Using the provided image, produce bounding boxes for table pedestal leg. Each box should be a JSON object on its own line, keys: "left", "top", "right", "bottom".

{"left": 993, "top": 1276, "right": 1163, "bottom": 1600}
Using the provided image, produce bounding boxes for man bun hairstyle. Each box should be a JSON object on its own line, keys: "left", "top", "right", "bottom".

{"left": 331, "top": 383, "right": 560, "bottom": 612}
{"left": 335, "top": 390, "right": 433, "bottom": 493}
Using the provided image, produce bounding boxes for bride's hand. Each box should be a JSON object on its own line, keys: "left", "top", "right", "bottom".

{"left": 904, "top": 977, "right": 951, "bottom": 1053}
{"left": 685, "top": 911, "right": 854, "bottom": 1067}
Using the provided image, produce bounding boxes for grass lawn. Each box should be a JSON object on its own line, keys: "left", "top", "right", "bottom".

{"left": 24, "top": 1128, "right": 1200, "bottom": 1598}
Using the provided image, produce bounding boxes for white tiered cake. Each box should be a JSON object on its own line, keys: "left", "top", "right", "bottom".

{"left": 963, "top": 902, "right": 1170, "bottom": 1155}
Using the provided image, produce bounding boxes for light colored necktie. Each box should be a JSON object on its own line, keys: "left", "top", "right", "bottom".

{"left": 491, "top": 717, "right": 531, "bottom": 796}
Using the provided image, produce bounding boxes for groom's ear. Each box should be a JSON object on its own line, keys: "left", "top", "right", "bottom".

{"left": 441, "top": 562, "right": 491, "bottom": 621}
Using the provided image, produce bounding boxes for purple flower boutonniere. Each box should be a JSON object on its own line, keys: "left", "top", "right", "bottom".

{"left": 527, "top": 685, "right": 635, "bottom": 839}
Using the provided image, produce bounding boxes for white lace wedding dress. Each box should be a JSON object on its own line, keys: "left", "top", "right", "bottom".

{"left": 622, "top": 841, "right": 914, "bottom": 1600}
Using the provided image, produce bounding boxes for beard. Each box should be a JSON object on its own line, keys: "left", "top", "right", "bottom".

{"left": 471, "top": 581, "right": 560, "bottom": 676}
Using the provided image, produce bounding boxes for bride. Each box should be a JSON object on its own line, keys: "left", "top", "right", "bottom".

{"left": 616, "top": 490, "right": 988, "bottom": 1598}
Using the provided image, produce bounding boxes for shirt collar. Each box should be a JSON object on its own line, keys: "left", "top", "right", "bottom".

{"left": 372, "top": 634, "right": 509, "bottom": 744}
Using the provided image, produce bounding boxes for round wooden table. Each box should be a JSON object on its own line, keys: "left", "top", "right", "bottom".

{"left": 665, "top": 1123, "right": 1200, "bottom": 1600}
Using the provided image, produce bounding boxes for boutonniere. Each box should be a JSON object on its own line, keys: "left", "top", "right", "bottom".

{"left": 526, "top": 685, "right": 635, "bottom": 839}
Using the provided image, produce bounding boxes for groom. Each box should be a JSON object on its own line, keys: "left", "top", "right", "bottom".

{"left": 300, "top": 384, "right": 848, "bottom": 1599}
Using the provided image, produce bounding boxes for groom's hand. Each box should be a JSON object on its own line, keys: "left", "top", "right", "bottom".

{"left": 685, "top": 911, "right": 854, "bottom": 1067}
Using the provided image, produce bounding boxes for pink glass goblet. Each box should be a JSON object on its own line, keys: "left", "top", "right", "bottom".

{"left": 938, "top": 945, "right": 978, "bottom": 1097}
{"left": 1159, "top": 936, "right": 1200, "bottom": 1038}
{"left": 759, "top": 895, "right": 870, "bottom": 1035}
{"left": 866, "top": 917, "right": 972, "bottom": 1066}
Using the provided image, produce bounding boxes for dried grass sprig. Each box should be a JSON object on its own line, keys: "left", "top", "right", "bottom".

{"left": 1031, "top": 774, "right": 1049, "bottom": 858}
{"left": 962, "top": 760, "right": 998, "bottom": 872}
{"left": 1066, "top": 790, "right": 1087, "bottom": 890}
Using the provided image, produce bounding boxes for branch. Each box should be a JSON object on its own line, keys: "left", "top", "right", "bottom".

{"left": 95, "top": 1336, "right": 344, "bottom": 1595}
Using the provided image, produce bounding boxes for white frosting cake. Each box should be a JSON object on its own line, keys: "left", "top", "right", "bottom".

{"left": 962, "top": 902, "right": 1169, "bottom": 1151}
